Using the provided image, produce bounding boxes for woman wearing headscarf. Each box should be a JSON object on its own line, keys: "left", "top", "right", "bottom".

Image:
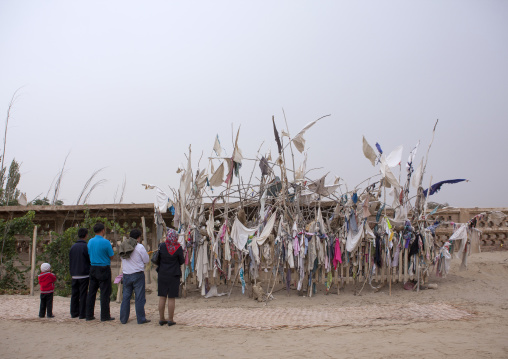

{"left": 157, "top": 228, "right": 185, "bottom": 326}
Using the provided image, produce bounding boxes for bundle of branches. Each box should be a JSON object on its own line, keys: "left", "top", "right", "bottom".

{"left": 146, "top": 116, "right": 469, "bottom": 300}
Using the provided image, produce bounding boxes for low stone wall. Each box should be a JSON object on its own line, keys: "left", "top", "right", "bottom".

{"left": 5, "top": 205, "right": 508, "bottom": 262}
{"left": 432, "top": 208, "right": 507, "bottom": 250}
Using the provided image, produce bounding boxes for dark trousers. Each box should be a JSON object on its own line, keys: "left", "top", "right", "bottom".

{"left": 39, "top": 293, "right": 53, "bottom": 317}
{"left": 70, "top": 277, "right": 89, "bottom": 318}
{"left": 86, "top": 266, "right": 112, "bottom": 320}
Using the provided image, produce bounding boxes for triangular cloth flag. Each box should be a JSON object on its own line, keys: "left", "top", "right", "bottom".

{"left": 362, "top": 136, "right": 377, "bottom": 166}
{"left": 423, "top": 179, "right": 467, "bottom": 197}
{"left": 213, "top": 135, "right": 222, "bottom": 156}
{"left": 292, "top": 118, "right": 322, "bottom": 153}
{"left": 209, "top": 162, "right": 225, "bottom": 187}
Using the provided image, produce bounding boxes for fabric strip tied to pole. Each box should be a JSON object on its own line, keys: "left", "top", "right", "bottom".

{"left": 423, "top": 179, "right": 466, "bottom": 197}
{"left": 346, "top": 222, "right": 364, "bottom": 252}
{"left": 292, "top": 119, "right": 323, "bottom": 153}
{"left": 362, "top": 136, "right": 377, "bottom": 166}
{"left": 385, "top": 145, "right": 403, "bottom": 168}
{"left": 231, "top": 217, "right": 258, "bottom": 250}
{"left": 209, "top": 162, "right": 225, "bottom": 188}
{"left": 250, "top": 211, "right": 277, "bottom": 264}
{"left": 380, "top": 156, "right": 401, "bottom": 189}
{"left": 253, "top": 211, "right": 277, "bottom": 247}
{"left": 213, "top": 135, "right": 222, "bottom": 156}
{"left": 448, "top": 224, "right": 468, "bottom": 258}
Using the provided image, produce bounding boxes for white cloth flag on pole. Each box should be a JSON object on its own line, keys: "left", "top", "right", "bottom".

{"left": 213, "top": 135, "right": 222, "bottom": 156}
{"left": 292, "top": 119, "right": 322, "bottom": 153}
{"left": 406, "top": 140, "right": 420, "bottom": 170}
{"left": 362, "top": 136, "right": 377, "bottom": 166}
{"left": 411, "top": 159, "right": 424, "bottom": 188}
{"left": 231, "top": 217, "right": 258, "bottom": 250}
{"left": 385, "top": 145, "right": 403, "bottom": 168}
{"left": 209, "top": 162, "right": 225, "bottom": 187}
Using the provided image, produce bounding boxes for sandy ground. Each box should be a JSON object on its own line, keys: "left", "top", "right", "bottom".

{"left": 1, "top": 251, "right": 507, "bottom": 359}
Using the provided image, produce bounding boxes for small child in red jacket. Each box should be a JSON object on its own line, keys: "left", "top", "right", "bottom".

{"left": 38, "top": 263, "right": 57, "bottom": 318}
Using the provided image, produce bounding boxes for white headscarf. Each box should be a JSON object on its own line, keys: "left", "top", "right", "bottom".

{"left": 41, "top": 263, "right": 51, "bottom": 273}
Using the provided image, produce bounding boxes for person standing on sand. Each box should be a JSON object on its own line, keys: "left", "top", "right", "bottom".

{"left": 69, "top": 228, "right": 90, "bottom": 319}
{"left": 38, "top": 263, "right": 56, "bottom": 318}
{"left": 85, "top": 222, "right": 115, "bottom": 322}
{"left": 119, "top": 228, "right": 151, "bottom": 324}
{"left": 157, "top": 228, "right": 185, "bottom": 326}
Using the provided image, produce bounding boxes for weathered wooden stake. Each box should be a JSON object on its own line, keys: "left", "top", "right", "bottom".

{"left": 30, "top": 226, "right": 37, "bottom": 296}
{"left": 116, "top": 236, "right": 127, "bottom": 303}
{"left": 416, "top": 256, "right": 420, "bottom": 292}
{"left": 389, "top": 266, "right": 392, "bottom": 296}
{"left": 346, "top": 261, "right": 350, "bottom": 285}
{"left": 116, "top": 261, "right": 123, "bottom": 303}
{"left": 340, "top": 241, "right": 344, "bottom": 292}
{"left": 141, "top": 216, "right": 151, "bottom": 284}
{"left": 404, "top": 248, "right": 408, "bottom": 283}
{"left": 381, "top": 249, "right": 386, "bottom": 284}
{"left": 398, "top": 244, "right": 403, "bottom": 282}
{"left": 358, "top": 246, "right": 363, "bottom": 282}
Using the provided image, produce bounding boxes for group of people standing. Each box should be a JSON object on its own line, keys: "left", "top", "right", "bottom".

{"left": 40, "top": 222, "right": 185, "bottom": 325}
{"left": 69, "top": 223, "right": 116, "bottom": 321}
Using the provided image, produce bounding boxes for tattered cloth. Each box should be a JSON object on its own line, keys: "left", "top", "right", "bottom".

{"left": 423, "top": 179, "right": 466, "bottom": 197}
{"left": 231, "top": 217, "right": 258, "bottom": 250}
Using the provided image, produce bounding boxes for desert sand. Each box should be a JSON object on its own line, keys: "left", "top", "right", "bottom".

{"left": 1, "top": 250, "right": 507, "bottom": 359}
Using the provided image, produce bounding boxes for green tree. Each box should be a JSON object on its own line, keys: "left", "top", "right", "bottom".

{"left": 0, "top": 211, "right": 35, "bottom": 292}
{"left": 31, "top": 197, "right": 50, "bottom": 206}
{"left": 0, "top": 159, "right": 21, "bottom": 206}
{"left": 31, "top": 197, "right": 64, "bottom": 206}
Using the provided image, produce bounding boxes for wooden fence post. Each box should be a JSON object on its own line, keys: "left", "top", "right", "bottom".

{"left": 404, "top": 248, "right": 408, "bottom": 283}
{"left": 141, "top": 216, "right": 151, "bottom": 284}
{"left": 116, "top": 261, "right": 123, "bottom": 303}
{"left": 30, "top": 226, "right": 37, "bottom": 296}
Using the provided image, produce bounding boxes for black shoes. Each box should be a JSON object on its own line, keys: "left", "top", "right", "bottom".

{"left": 159, "top": 320, "right": 175, "bottom": 326}
{"left": 139, "top": 319, "right": 151, "bottom": 324}
{"left": 86, "top": 317, "right": 96, "bottom": 321}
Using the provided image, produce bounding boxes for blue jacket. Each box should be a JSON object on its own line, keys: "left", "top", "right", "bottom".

{"left": 69, "top": 239, "right": 90, "bottom": 277}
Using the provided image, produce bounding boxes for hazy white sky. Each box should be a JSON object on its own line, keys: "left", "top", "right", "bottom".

{"left": 1, "top": 1, "right": 507, "bottom": 208}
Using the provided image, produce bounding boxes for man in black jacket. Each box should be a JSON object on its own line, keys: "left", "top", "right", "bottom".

{"left": 69, "top": 228, "right": 90, "bottom": 319}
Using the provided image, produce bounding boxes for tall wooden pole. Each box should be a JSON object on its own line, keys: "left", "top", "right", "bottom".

{"left": 116, "top": 261, "right": 123, "bottom": 303}
{"left": 30, "top": 226, "right": 37, "bottom": 296}
{"left": 141, "top": 216, "right": 151, "bottom": 284}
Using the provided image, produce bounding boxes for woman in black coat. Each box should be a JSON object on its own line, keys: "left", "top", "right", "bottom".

{"left": 157, "top": 228, "right": 185, "bottom": 326}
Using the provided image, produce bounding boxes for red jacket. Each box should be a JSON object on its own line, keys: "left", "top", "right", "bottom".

{"left": 38, "top": 272, "right": 57, "bottom": 294}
